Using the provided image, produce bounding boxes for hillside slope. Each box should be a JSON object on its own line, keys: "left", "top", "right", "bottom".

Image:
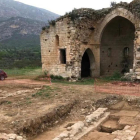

{"left": 0, "top": 0, "right": 59, "bottom": 69}
{"left": 0, "top": 17, "right": 45, "bottom": 41}
{"left": 0, "top": 0, "right": 59, "bottom": 22}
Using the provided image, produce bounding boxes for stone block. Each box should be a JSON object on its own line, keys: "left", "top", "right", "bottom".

{"left": 16, "top": 136, "right": 23, "bottom": 140}
{"left": 0, "top": 133, "right": 9, "bottom": 140}
{"left": 111, "top": 110, "right": 139, "bottom": 118}
{"left": 70, "top": 121, "right": 85, "bottom": 136}
{"left": 85, "top": 108, "right": 107, "bottom": 124}
{"left": 57, "top": 131, "right": 70, "bottom": 139}
{"left": 8, "top": 134, "right": 17, "bottom": 139}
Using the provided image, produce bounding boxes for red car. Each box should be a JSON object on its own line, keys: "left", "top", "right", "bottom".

{"left": 0, "top": 70, "right": 7, "bottom": 80}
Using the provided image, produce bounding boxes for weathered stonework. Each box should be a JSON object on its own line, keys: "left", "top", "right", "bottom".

{"left": 41, "top": 1, "right": 140, "bottom": 80}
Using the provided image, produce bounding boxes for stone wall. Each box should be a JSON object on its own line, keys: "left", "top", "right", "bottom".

{"left": 133, "top": 28, "right": 140, "bottom": 79}
{"left": 40, "top": 18, "right": 73, "bottom": 78}
{"left": 41, "top": 16, "right": 100, "bottom": 79}
{"left": 41, "top": 7, "right": 140, "bottom": 80}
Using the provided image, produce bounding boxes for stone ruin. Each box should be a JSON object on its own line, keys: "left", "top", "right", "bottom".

{"left": 40, "top": 0, "right": 140, "bottom": 80}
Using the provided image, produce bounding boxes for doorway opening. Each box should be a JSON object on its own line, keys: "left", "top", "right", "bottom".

{"left": 81, "top": 48, "right": 95, "bottom": 78}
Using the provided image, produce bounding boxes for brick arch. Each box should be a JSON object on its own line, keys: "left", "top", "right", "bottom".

{"left": 94, "top": 8, "right": 136, "bottom": 43}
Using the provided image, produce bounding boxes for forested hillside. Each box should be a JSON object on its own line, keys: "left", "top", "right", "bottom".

{"left": 0, "top": 0, "right": 59, "bottom": 69}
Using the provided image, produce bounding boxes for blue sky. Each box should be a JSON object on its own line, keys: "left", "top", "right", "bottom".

{"left": 15, "top": 0, "right": 133, "bottom": 15}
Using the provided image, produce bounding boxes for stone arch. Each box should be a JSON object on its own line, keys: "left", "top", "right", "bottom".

{"left": 100, "top": 14, "right": 135, "bottom": 75}
{"left": 81, "top": 48, "right": 95, "bottom": 77}
{"left": 94, "top": 8, "right": 136, "bottom": 43}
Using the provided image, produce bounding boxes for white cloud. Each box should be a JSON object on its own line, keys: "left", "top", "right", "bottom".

{"left": 14, "top": 0, "right": 133, "bottom": 15}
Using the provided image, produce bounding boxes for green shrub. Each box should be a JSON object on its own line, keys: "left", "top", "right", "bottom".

{"left": 50, "top": 75, "right": 64, "bottom": 80}
{"left": 104, "top": 72, "right": 122, "bottom": 81}
{"left": 48, "top": 20, "right": 56, "bottom": 26}
{"left": 42, "top": 26, "right": 46, "bottom": 30}
{"left": 110, "top": 1, "right": 117, "bottom": 7}
{"left": 44, "top": 70, "right": 48, "bottom": 76}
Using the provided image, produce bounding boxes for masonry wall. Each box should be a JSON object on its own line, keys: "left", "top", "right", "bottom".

{"left": 41, "top": 18, "right": 74, "bottom": 78}
{"left": 41, "top": 7, "right": 140, "bottom": 80}
{"left": 41, "top": 16, "right": 100, "bottom": 79}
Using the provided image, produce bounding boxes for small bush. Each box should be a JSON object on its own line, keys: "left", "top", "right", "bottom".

{"left": 110, "top": 1, "right": 117, "bottom": 7}
{"left": 44, "top": 70, "right": 48, "bottom": 76}
{"left": 35, "top": 73, "right": 64, "bottom": 81}
{"left": 42, "top": 26, "right": 46, "bottom": 30}
{"left": 50, "top": 75, "right": 64, "bottom": 80}
{"left": 69, "top": 12, "right": 79, "bottom": 21}
{"left": 48, "top": 20, "right": 56, "bottom": 26}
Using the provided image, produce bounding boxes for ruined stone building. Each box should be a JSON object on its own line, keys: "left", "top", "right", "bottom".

{"left": 40, "top": 0, "right": 140, "bottom": 80}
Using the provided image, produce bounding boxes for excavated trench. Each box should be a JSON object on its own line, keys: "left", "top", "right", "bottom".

{"left": 16, "top": 101, "right": 77, "bottom": 140}
{"left": 99, "top": 118, "right": 124, "bottom": 133}
{"left": 81, "top": 98, "right": 140, "bottom": 140}
{"left": 10, "top": 96, "right": 140, "bottom": 140}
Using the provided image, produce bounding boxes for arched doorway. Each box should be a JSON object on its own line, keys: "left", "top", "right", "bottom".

{"left": 81, "top": 48, "right": 95, "bottom": 77}
{"left": 100, "top": 16, "right": 135, "bottom": 76}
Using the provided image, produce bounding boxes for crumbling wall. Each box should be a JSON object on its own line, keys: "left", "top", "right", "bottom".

{"left": 41, "top": 16, "right": 100, "bottom": 79}
{"left": 41, "top": 18, "right": 73, "bottom": 78}
{"left": 41, "top": 1, "right": 140, "bottom": 80}
{"left": 133, "top": 28, "right": 140, "bottom": 79}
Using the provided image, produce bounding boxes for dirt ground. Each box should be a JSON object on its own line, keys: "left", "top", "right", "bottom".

{"left": 0, "top": 79, "right": 107, "bottom": 139}
{"left": 1, "top": 79, "right": 140, "bottom": 140}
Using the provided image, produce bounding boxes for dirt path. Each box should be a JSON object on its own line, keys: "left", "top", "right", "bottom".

{"left": 95, "top": 81, "right": 140, "bottom": 97}
{"left": 0, "top": 80, "right": 107, "bottom": 139}
{"left": 0, "top": 79, "right": 50, "bottom": 86}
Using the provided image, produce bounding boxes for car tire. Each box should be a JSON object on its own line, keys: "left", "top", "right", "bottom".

{"left": 0, "top": 76, "right": 5, "bottom": 81}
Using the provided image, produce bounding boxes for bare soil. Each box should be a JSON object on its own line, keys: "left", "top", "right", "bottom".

{"left": 0, "top": 79, "right": 107, "bottom": 139}
{"left": 1, "top": 79, "right": 140, "bottom": 140}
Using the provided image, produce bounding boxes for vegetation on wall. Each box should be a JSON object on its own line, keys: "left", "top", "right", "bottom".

{"left": 48, "top": 20, "right": 56, "bottom": 26}
{"left": 42, "top": 0, "right": 140, "bottom": 31}
{"left": 110, "top": 1, "right": 117, "bottom": 7}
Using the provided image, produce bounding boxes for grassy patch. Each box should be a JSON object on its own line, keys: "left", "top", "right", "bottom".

{"left": 101, "top": 72, "right": 122, "bottom": 82}
{"left": 32, "top": 86, "right": 58, "bottom": 98}
{"left": 3, "top": 67, "right": 43, "bottom": 79}
{"left": 35, "top": 72, "right": 95, "bottom": 85}
{"left": 7, "top": 101, "right": 12, "bottom": 104}
{"left": 35, "top": 73, "right": 64, "bottom": 81}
